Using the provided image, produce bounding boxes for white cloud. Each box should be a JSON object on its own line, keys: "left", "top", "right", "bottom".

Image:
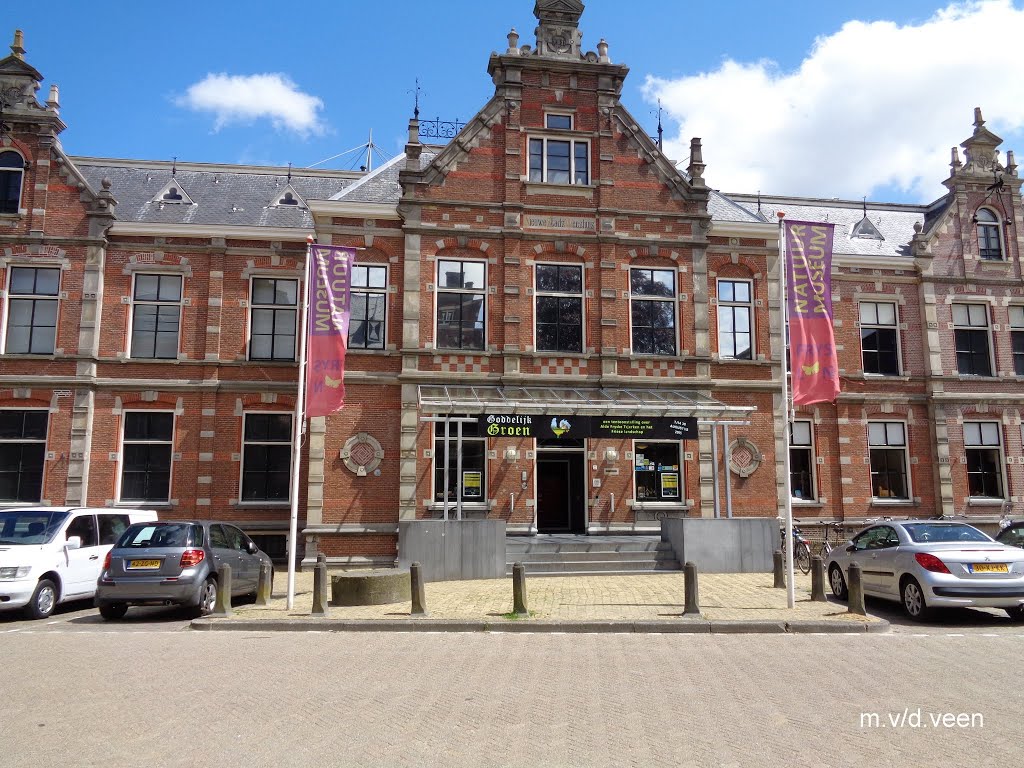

{"left": 177, "top": 73, "right": 325, "bottom": 136}
{"left": 644, "top": 0, "right": 1024, "bottom": 201}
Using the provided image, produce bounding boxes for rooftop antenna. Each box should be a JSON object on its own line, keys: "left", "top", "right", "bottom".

{"left": 652, "top": 99, "right": 664, "bottom": 150}
{"left": 756, "top": 190, "right": 763, "bottom": 216}
{"left": 171, "top": 156, "right": 177, "bottom": 176}
{"left": 305, "top": 133, "right": 394, "bottom": 172}
{"left": 413, "top": 77, "right": 422, "bottom": 120}
{"left": 287, "top": 162, "right": 293, "bottom": 183}
{"left": 862, "top": 196, "right": 867, "bottom": 217}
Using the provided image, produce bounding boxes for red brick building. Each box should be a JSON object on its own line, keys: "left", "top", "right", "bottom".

{"left": 1, "top": 2, "right": 1021, "bottom": 567}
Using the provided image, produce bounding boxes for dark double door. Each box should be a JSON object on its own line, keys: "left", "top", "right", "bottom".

{"left": 536, "top": 452, "right": 586, "bottom": 533}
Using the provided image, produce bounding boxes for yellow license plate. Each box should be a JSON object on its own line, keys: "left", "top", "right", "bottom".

{"left": 971, "top": 563, "right": 1008, "bottom": 573}
{"left": 128, "top": 559, "right": 161, "bottom": 570}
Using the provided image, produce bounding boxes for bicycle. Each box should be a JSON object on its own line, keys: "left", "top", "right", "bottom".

{"left": 780, "top": 525, "right": 812, "bottom": 575}
{"left": 817, "top": 522, "right": 846, "bottom": 559}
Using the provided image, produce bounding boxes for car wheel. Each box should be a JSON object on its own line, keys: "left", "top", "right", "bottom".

{"left": 99, "top": 603, "right": 128, "bottom": 620}
{"left": 828, "top": 565, "right": 848, "bottom": 600}
{"left": 26, "top": 579, "right": 57, "bottom": 620}
{"left": 1005, "top": 605, "right": 1024, "bottom": 622}
{"left": 192, "top": 577, "right": 218, "bottom": 618}
{"left": 901, "top": 577, "right": 931, "bottom": 620}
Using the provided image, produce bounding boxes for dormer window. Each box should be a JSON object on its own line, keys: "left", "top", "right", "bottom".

{"left": 162, "top": 187, "right": 183, "bottom": 202}
{"left": 976, "top": 208, "right": 1003, "bottom": 260}
{"left": 850, "top": 216, "right": 884, "bottom": 241}
{"left": 279, "top": 192, "right": 299, "bottom": 206}
{"left": 0, "top": 151, "right": 26, "bottom": 215}
{"left": 152, "top": 178, "right": 194, "bottom": 206}
{"left": 271, "top": 184, "right": 307, "bottom": 209}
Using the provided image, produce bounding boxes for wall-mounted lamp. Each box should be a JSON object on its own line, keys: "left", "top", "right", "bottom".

{"left": 604, "top": 447, "right": 619, "bottom": 462}
{"left": 504, "top": 447, "right": 518, "bottom": 463}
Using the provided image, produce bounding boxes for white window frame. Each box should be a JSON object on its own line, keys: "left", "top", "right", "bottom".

{"left": 0, "top": 408, "right": 48, "bottom": 504}
{"left": 867, "top": 420, "right": 912, "bottom": 502}
{"left": 128, "top": 272, "right": 184, "bottom": 360}
{"left": 789, "top": 420, "right": 817, "bottom": 502}
{"left": 1009, "top": 306, "right": 1024, "bottom": 377}
{"left": 952, "top": 302, "right": 993, "bottom": 377}
{"left": 629, "top": 267, "right": 679, "bottom": 356}
{"left": 716, "top": 278, "right": 754, "bottom": 360}
{"left": 0, "top": 149, "right": 26, "bottom": 215}
{"left": 431, "top": 418, "right": 488, "bottom": 506}
{"left": 976, "top": 207, "right": 1005, "bottom": 261}
{"left": 247, "top": 275, "right": 299, "bottom": 361}
{"left": 349, "top": 264, "right": 388, "bottom": 351}
{"left": 3, "top": 265, "right": 60, "bottom": 355}
{"left": 118, "top": 410, "right": 175, "bottom": 504}
{"left": 434, "top": 259, "right": 486, "bottom": 351}
{"left": 859, "top": 300, "right": 902, "bottom": 376}
{"left": 534, "top": 262, "right": 585, "bottom": 353}
{"left": 963, "top": 421, "right": 1007, "bottom": 500}
{"left": 528, "top": 114, "right": 590, "bottom": 186}
{"left": 632, "top": 440, "right": 684, "bottom": 504}
{"left": 239, "top": 411, "right": 293, "bottom": 504}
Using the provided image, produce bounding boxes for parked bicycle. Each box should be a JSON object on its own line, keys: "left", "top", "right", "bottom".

{"left": 780, "top": 525, "right": 812, "bottom": 575}
{"left": 817, "top": 522, "right": 846, "bottom": 559}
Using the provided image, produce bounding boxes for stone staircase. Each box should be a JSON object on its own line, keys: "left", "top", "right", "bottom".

{"left": 505, "top": 534, "right": 681, "bottom": 576}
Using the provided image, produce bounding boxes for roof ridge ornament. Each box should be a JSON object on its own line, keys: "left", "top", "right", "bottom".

{"left": 533, "top": 0, "right": 585, "bottom": 60}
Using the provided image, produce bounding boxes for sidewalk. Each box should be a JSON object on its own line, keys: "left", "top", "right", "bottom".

{"left": 191, "top": 570, "right": 888, "bottom": 634}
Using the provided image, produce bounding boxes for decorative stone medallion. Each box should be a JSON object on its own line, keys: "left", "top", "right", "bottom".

{"left": 727, "top": 438, "right": 762, "bottom": 478}
{"left": 340, "top": 433, "right": 384, "bottom": 477}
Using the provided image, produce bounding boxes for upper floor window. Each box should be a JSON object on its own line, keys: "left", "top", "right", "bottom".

{"left": 249, "top": 277, "right": 297, "bottom": 361}
{"left": 535, "top": 264, "right": 583, "bottom": 353}
{"left": 976, "top": 208, "right": 1003, "bottom": 260}
{"left": 0, "top": 151, "right": 25, "bottom": 215}
{"left": 529, "top": 116, "right": 589, "bottom": 186}
{"left": 860, "top": 301, "right": 900, "bottom": 376}
{"left": 349, "top": 265, "right": 387, "bottom": 350}
{"left": 964, "top": 421, "right": 1004, "bottom": 499}
{"left": 789, "top": 420, "right": 816, "bottom": 501}
{"left": 630, "top": 268, "right": 676, "bottom": 356}
{"left": 1009, "top": 306, "right": 1024, "bottom": 376}
{"left": 5, "top": 266, "right": 59, "bottom": 355}
{"left": 0, "top": 409, "right": 47, "bottom": 503}
{"left": 436, "top": 260, "right": 485, "bottom": 351}
{"left": 868, "top": 421, "right": 910, "bottom": 501}
{"left": 120, "top": 411, "right": 173, "bottom": 502}
{"left": 952, "top": 303, "right": 992, "bottom": 376}
{"left": 241, "top": 413, "right": 292, "bottom": 502}
{"left": 717, "top": 279, "right": 753, "bottom": 360}
{"left": 130, "top": 274, "right": 182, "bottom": 359}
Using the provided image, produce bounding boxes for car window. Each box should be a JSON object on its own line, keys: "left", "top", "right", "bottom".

{"left": 209, "top": 525, "right": 229, "bottom": 549}
{"left": 904, "top": 523, "right": 991, "bottom": 543}
{"left": 998, "top": 527, "right": 1024, "bottom": 548}
{"left": 223, "top": 525, "right": 245, "bottom": 551}
{"left": 148, "top": 524, "right": 191, "bottom": 548}
{"left": 0, "top": 510, "right": 69, "bottom": 544}
{"left": 98, "top": 514, "right": 131, "bottom": 545}
{"left": 878, "top": 527, "right": 900, "bottom": 549}
{"left": 852, "top": 527, "right": 884, "bottom": 551}
{"left": 66, "top": 515, "right": 98, "bottom": 547}
{"left": 191, "top": 524, "right": 205, "bottom": 547}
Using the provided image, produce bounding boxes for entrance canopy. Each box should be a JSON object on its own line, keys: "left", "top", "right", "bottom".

{"left": 418, "top": 385, "right": 754, "bottom": 421}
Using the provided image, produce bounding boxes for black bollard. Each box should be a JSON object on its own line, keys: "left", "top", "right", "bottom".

{"left": 682, "top": 561, "right": 700, "bottom": 616}
{"left": 312, "top": 561, "right": 330, "bottom": 616}
{"left": 773, "top": 550, "right": 786, "bottom": 588}
{"left": 255, "top": 562, "right": 273, "bottom": 606}
{"left": 810, "top": 556, "right": 827, "bottom": 602}
{"left": 512, "top": 562, "right": 528, "bottom": 617}
{"left": 847, "top": 562, "right": 866, "bottom": 616}
{"left": 210, "top": 564, "right": 232, "bottom": 618}
{"left": 410, "top": 562, "right": 428, "bottom": 616}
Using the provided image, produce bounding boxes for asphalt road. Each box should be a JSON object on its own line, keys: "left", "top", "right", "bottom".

{"left": 1, "top": 618, "right": 1021, "bottom": 766}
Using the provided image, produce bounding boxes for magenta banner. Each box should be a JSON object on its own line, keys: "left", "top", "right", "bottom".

{"left": 785, "top": 221, "right": 840, "bottom": 405}
{"left": 305, "top": 245, "right": 355, "bottom": 417}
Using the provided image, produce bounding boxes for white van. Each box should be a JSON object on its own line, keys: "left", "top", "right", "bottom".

{"left": 0, "top": 507, "right": 159, "bottom": 619}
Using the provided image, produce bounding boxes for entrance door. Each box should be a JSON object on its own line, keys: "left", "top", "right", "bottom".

{"left": 536, "top": 453, "right": 585, "bottom": 533}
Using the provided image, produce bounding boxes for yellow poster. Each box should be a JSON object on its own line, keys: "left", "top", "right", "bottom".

{"left": 660, "top": 472, "right": 679, "bottom": 499}
{"left": 463, "top": 471, "right": 482, "bottom": 498}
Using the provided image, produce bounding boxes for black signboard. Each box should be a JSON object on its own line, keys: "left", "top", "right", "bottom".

{"left": 478, "top": 414, "right": 698, "bottom": 440}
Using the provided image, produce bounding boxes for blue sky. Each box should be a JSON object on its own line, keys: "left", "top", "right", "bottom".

{"left": 8, "top": 1, "right": 1024, "bottom": 202}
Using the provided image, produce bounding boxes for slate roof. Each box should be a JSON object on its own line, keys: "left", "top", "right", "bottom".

{"left": 73, "top": 159, "right": 359, "bottom": 229}
{"left": 708, "top": 190, "right": 766, "bottom": 224}
{"left": 725, "top": 193, "right": 930, "bottom": 259}
{"left": 329, "top": 148, "right": 440, "bottom": 204}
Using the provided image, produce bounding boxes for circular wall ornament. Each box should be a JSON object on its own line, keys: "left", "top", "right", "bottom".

{"left": 727, "top": 438, "right": 762, "bottom": 478}
{"left": 340, "top": 433, "right": 384, "bottom": 477}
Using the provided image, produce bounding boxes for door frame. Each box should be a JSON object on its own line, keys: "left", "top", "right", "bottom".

{"left": 535, "top": 442, "right": 588, "bottom": 534}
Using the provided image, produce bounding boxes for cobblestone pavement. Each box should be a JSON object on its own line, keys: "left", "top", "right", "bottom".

{"left": 0, "top": 630, "right": 1017, "bottom": 767}
{"left": 238, "top": 570, "right": 877, "bottom": 624}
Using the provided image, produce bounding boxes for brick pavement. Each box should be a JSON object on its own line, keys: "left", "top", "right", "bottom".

{"left": 232, "top": 570, "right": 879, "bottom": 625}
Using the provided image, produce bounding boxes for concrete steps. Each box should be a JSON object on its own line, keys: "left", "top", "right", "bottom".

{"left": 505, "top": 534, "right": 681, "bottom": 576}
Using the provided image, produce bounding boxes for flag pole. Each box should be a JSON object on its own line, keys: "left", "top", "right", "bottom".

{"left": 777, "top": 212, "right": 796, "bottom": 609}
{"left": 286, "top": 235, "right": 314, "bottom": 610}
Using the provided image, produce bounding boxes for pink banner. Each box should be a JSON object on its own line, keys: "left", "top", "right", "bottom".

{"left": 785, "top": 221, "right": 840, "bottom": 405}
{"left": 305, "top": 245, "right": 355, "bottom": 417}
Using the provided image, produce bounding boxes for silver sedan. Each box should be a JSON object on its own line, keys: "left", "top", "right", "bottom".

{"left": 825, "top": 521, "right": 1024, "bottom": 621}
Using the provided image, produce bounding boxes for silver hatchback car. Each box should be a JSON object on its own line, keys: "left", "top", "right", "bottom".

{"left": 94, "top": 520, "right": 272, "bottom": 619}
{"left": 826, "top": 521, "right": 1024, "bottom": 621}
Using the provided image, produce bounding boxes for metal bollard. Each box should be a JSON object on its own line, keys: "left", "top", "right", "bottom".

{"left": 682, "top": 561, "right": 700, "bottom": 616}
{"left": 847, "top": 562, "right": 866, "bottom": 616}
{"left": 773, "top": 550, "right": 786, "bottom": 588}
{"left": 255, "top": 562, "right": 273, "bottom": 606}
{"left": 210, "top": 564, "right": 232, "bottom": 617}
{"left": 311, "top": 561, "right": 330, "bottom": 616}
{"left": 810, "top": 556, "right": 827, "bottom": 602}
{"left": 410, "top": 562, "right": 428, "bottom": 616}
{"left": 512, "top": 562, "right": 528, "bottom": 617}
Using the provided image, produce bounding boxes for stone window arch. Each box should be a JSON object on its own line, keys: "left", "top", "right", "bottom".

{"left": 975, "top": 207, "right": 1004, "bottom": 261}
{"left": 0, "top": 150, "right": 26, "bottom": 215}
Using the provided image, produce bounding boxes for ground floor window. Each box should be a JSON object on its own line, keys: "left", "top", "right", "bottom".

{"left": 433, "top": 419, "right": 486, "bottom": 503}
{"left": 868, "top": 421, "right": 909, "bottom": 500}
{"left": 964, "top": 421, "right": 1004, "bottom": 499}
{"left": 634, "top": 441, "right": 681, "bottom": 501}
{"left": 0, "top": 409, "right": 48, "bottom": 502}
{"left": 121, "top": 411, "right": 173, "bottom": 502}
{"left": 789, "top": 421, "right": 815, "bottom": 501}
{"left": 241, "top": 413, "right": 292, "bottom": 502}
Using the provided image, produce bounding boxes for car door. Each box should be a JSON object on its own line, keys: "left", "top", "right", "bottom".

{"left": 846, "top": 527, "right": 887, "bottom": 595}
{"left": 865, "top": 526, "right": 902, "bottom": 598}
{"left": 223, "top": 525, "right": 257, "bottom": 592}
{"left": 63, "top": 514, "right": 102, "bottom": 597}
{"left": 208, "top": 524, "right": 242, "bottom": 590}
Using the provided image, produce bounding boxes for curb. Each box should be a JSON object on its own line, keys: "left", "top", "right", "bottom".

{"left": 190, "top": 616, "right": 890, "bottom": 634}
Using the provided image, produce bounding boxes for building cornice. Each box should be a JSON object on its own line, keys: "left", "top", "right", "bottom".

{"left": 307, "top": 200, "right": 401, "bottom": 220}
{"left": 108, "top": 221, "right": 313, "bottom": 241}
{"left": 708, "top": 221, "right": 777, "bottom": 240}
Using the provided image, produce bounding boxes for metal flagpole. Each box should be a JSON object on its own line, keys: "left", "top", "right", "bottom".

{"left": 286, "top": 235, "right": 314, "bottom": 610}
{"left": 777, "top": 213, "right": 796, "bottom": 609}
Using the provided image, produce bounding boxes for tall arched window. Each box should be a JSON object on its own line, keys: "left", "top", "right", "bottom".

{"left": 976, "top": 208, "right": 1003, "bottom": 260}
{"left": 0, "top": 151, "right": 25, "bottom": 215}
